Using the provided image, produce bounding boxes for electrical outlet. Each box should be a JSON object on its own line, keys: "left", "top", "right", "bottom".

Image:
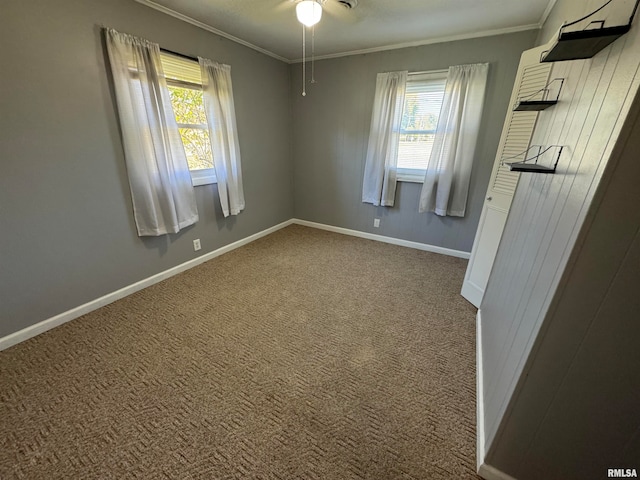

{"left": 374, "top": 218, "right": 380, "bottom": 228}
{"left": 193, "top": 239, "right": 201, "bottom": 251}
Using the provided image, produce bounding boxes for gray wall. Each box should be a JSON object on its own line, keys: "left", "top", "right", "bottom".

{"left": 290, "top": 31, "right": 537, "bottom": 253}
{"left": 0, "top": 0, "right": 293, "bottom": 337}
{"left": 0, "top": 3, "right": 537, "bottom": 340}
{"left": 481, "top": 0, "right": 640, "bottom": 477}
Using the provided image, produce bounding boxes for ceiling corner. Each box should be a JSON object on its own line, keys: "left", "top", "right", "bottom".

{"left": 539, "top": 0, "right": 559, "bottom": 26}
{"left": 133, "top": 0, "right": 291, "bottom": 63}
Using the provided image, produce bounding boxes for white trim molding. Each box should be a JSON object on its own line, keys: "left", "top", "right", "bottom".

{"left": 133, "top": 0, "right": 290, "bottom": 63}
{"left": 1, "top": 218, "right": 468, "bottom": 351}
{"left": 539, "top": 0, "right": 559, "bottom": 26}
{"left": 292, "top": 219, "right": 471, "bottom": 259}
{"left": 134, "top": 0, "right": 540, "bottom": 64}
{"left": 476, "top": 309, "right": 519, "bottom": 480}
{"left": 478, "top": 464, "right": 518, "bottom": 480}
{"left": 0, "top": 220, "right": 294, "bottom": 352}
{"left": 290, "top": 24, "right": 540, "bottom": 63}
{"left": 477, "top": 309, "right": 486, "bottom": 471}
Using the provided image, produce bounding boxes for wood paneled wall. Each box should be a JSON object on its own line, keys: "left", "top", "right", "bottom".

{"left": 479, "top": 4, "right": 640, "bottom": 477}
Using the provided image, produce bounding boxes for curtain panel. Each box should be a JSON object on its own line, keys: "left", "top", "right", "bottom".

{"left": 104, "top": 28, "right": 198, "bottom": 236}
{"left": 362, "top": 71, "right": 408, "bottom": 207}
{"left": 419, "top": 63, "right": 489, "bottom": 217}
{"left": 199, "top": 58, "right": 245, "bottom": 217}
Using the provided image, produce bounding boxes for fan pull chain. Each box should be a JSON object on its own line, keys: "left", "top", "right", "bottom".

{"left": 302, "top": 25, "right": 306, "bottom": 96}
{"left": 311, "top": 24, "right": 316, "bottom": 84}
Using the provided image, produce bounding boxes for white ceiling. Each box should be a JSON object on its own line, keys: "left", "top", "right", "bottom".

{"left": 136, "top": 0, "right": 556, "bottom": 62}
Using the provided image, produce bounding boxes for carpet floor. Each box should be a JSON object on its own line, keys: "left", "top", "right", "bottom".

{"left": 1, "top": 225, "right": 479, "bottom": 479}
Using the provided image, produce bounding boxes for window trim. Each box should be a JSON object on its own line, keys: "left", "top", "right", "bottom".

{"left": 396, "top": 70, "right": 448, "bottom": 183}
{"left": 396, "top": 168, "right": 428, "bottom": 183}
{"left": 191, "top": 167, "right": 217, "bottom": 186}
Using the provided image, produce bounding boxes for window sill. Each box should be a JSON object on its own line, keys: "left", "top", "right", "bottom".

{"left": 396, "top": 168, "right": 426, "bottom": 183}
{"left": 191, "top": 168, "right": 217, "bottom": 186}
{"left": 397, "top": 174, "right": 424, "bottom": 183}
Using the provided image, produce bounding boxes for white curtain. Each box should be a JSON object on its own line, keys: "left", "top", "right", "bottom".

{"left": 105, "top": 28, "right": 198, "bottom": 236}
{"left": 362, "top": 71, "right": 408, "bottom": 207}
{"left": 199, "top": 58, "right": 245, "bottom": 217}
{"left": 419, "top": 63, "right": 489, "bottom": 217}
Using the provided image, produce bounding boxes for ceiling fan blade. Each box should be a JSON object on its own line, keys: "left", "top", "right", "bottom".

{"left": 274, "top": 0, "right": 296, "bottom": 13}
{"left": 246, "top": 0, "right": 295, "bottom": 24}
{"left": 322, "top": 0, "right": 359, "bottom": 24}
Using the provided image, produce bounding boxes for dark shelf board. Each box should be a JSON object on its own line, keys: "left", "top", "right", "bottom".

{"left": 541, "top": 25, "right": 631, "bottom": 62}
{"left": 508, "top": 163, "right": 556, "bottom": 174}
{"left": 514, "top": 100, "right": 558, "bottom": 111}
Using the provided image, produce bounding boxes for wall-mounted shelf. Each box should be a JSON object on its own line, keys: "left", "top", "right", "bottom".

{"left": 514, "top": 78, "right": 565, "bottom": 111}
{"left": 508, "top": 162, "right": 557, "bottom": 174}
{"left": 541, "top": 25, "right": 631, "bottom": 62}
{"left": 514, "top": 100, "right": 558, "bottom": 111}
{"left": 503, "top": 145, "right": 564, "bottom": 174}
{"left": 541, "top": 0, "right": 640, "bottom": 62}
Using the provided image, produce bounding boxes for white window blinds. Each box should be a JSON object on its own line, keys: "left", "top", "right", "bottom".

{"left": 397, "top": 75, "right": 446, "bottom": 173}
{"left": 160, "top": 52, "right": 202, "bottom": 85}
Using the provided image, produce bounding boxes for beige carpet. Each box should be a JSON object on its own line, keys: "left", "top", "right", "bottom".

{"left": 0, "top": 225, "right": 479, "bottom": 479}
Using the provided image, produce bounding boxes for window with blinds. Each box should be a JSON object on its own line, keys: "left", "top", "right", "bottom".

{"left": 161, "top": 53, "right": 202, "bottom": 86}
{"left": 159, "top": 52, "right": 216, "bottom": 186}
{"left": 396, "top": 72, "right": 447, "bottom": 182}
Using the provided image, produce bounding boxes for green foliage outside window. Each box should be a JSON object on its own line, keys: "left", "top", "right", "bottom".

{"left": 401, "top": 95, "right": 438, "bottom": 132}
{"left": 168, "top": 86, "right": 214, "bottom": 171}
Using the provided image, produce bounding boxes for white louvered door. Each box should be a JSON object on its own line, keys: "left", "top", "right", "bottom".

{"left": 462, "top": 46, "right": 552, "bottom": 307}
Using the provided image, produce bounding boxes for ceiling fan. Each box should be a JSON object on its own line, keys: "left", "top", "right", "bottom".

{"left": 279, "top": 0, "right": 358, "bottom": 26}
{"left": 283, "top": 0, "right": 358, "bottom": 96}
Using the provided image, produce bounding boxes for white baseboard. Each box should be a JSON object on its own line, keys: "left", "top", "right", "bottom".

{"left": 477, "top": 309, "right": 485, "bottom": 471}
{"left": 291, "top": 219, "right": 471, "bottom": 259}
{"left": 0, "top": 219, "right": 294, "bottom": 352}
{"left": 478, "top": 463, "right": 518, "bottom": 480}
{"left": 476, "top": 309, "right": 518, "bottom": 480}
{"left": 1, "top": 218, "right": 469, "bottom": 351}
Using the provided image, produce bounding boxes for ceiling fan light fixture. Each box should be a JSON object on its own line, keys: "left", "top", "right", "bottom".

{"left": 296, "top": 0, "right": 323, "bottom": 27}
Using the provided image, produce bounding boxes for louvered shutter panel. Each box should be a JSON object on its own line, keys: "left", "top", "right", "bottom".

{"left": 492, "top": 64, "right": 552, "bottom": 195}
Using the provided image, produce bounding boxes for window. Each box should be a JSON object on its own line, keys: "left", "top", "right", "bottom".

{"left": 396, "top": 71, "right": 447, "bottom": 183}
{"left": 160, "top": 52, "right": 216, "bottom": 186}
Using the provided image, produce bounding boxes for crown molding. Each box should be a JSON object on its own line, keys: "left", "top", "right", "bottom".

{"left": 134, "top": 0, "right": 290, "bottom": 63}
{"left": 540, "top": 0, "right": 559, "bottom": 26}
{"left": 135, "top": 0, "right": 543, "bottom": 64}
{"left": 290, "top": 23, "right": 541, "bottom": 63}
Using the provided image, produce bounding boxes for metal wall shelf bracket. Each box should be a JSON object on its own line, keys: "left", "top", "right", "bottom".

{"left": 502, "top": 145, "right": 564, "bottom": 174}
{"left": 514, "top": 78, "right": 565, "bottom": 111}
{"left": 541, "top": 0, "right": 640, "bottom": 62}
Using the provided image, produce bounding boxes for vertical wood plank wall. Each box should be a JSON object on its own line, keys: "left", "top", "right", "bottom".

{"left": 479, "top": 5, "right": 640, "bottom": 472}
